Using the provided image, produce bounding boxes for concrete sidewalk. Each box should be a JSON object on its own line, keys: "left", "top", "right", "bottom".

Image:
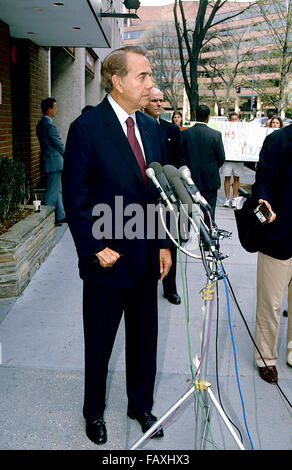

{"left": 0, "top": 167, "right": 291, "bottom": 451}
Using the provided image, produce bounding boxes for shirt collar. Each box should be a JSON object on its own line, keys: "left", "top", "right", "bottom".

{"left": 107, "top": 93, "right": 137, "bottom": 126}
{"left": 43, "top": 115, "right": 53, "bottom": 122}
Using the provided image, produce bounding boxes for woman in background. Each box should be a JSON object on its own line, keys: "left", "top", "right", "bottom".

{"left": 172, "top": 111, "right": 184, "bottom": 130}
{"left": 270, "top": 116, "right": 284, "bottom": 129}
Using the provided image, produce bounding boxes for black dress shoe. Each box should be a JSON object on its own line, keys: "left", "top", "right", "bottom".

{"left": 55, "top": 217, "right": 67, "bottom": 226}
{"left": 127, "top": 408, "right": 164, "bottom": 438}
{"left": 164, "top": 292, "right": 181, "bottom": 305}
{"left": 86, "top": 418, "right": 107, "bottom": 444}
{"left": 258, "top": 365, "right": 278, "bottom": 384}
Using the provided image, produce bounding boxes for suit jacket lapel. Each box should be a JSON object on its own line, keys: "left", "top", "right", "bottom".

{"left": 101, "top": 98, "right": 146, "bottom": 187}
{"left": 136, "top": 111, "right": 158, "bottom": 190}
{"left": 136, "top": 111, "right": 156, "bottom": 166}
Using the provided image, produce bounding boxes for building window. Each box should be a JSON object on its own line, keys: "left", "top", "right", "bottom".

{"left": 123, "top": 30, "right": 144, "bottom": 40}
{"left": 85, "top": 49, "right": 95, "bottom": 77}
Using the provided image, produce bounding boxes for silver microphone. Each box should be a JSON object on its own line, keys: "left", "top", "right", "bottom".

{"left": 146, "top": 168, "right": 174, "bottom": 211}
{"left": 179, "top": 165, "right": 211, "bottom": 208}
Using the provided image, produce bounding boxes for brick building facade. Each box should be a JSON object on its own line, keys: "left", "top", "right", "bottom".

{"left": 0, "top": 20, "right": 49, "bottom": 187}
{"left": 10, "top": 39, "right": 49, "bottom": 187}
{"left": 0, "top": 1, "right": 123, "bottom": 191}
{"left": 0, "top": 20, "right": 14, "bottom": 160}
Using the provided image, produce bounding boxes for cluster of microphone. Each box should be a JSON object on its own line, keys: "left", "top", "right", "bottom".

{"left": 146, "top": 162, "right": 231, "bottom": 260}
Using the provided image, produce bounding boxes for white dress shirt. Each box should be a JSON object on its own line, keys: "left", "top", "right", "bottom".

{"left": 107, "top": 93, "right": 146, "bottom": 161}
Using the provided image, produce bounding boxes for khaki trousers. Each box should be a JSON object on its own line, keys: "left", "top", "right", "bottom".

{"left": 255, "top": 252, "right": 292, "bottom": 367}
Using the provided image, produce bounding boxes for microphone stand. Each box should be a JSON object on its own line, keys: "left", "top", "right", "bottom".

{"left": 129, "top": 203, "right": 245, "bottom": 451}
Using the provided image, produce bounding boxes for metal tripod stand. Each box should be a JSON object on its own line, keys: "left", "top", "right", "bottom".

{"left": 129, "top": 251, "right": 245, "bottom": 451}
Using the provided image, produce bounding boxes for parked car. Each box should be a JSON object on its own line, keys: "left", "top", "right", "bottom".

{"left": 250, "top": 116, "right": 292, "bottom": 127}
{"left": 249, "top": 117, "right": 269, "bottom": 127}
{"left": 283, "top": 118, "right": 292, "bottom": 127}
{"left": 209, "top": 116, "right": 228, "bottom": 122}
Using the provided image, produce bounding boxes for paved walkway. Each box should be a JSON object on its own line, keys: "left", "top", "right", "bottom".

{"left": 0, "top": 168, "right": 291, "bottom": 451}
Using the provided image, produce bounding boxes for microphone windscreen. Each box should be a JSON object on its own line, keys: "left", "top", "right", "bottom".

{"left": 149, "top": 161, "right": 163, "bottom": 176}
{"left": 150, "top": 163, "right": 176, "bottom": 199}
{"left": 164, "top": 166, "right": 193, "bottom": 214}
{"left": 163, "top": 164, "right": 180, "bottom": 178}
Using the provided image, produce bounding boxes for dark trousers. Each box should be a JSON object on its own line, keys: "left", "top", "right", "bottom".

{"left": 44, "top": 171, "right": 65, "bottom": 222}
{"left": 163, "top": 244, "right": 178, "bottom": 295}
{"left": 82, "top": 268, "right": 158, "bottom": 421}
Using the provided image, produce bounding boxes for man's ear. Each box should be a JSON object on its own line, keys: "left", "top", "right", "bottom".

{"left": 112, "top": 74, "right": 123, "bottom": 93}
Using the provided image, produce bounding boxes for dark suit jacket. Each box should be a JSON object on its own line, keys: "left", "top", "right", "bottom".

{"left": 36, "top": 116, "right": 64, "bottom": 173}
{"left": 181, "top": 122, "right": 225, "bottom": 191}
{"left": 62, "top": 96, "right": 168, "bottom": 287}
{"left": 251, "top": 124, "right": 292, "bottom": 260}
{"left": 159, "top": 118, "right": 186, "bottom": 168}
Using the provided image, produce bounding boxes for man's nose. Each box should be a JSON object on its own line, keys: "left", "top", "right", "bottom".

{"left": 147, "top": 76, "right": 154, "bottom": 89}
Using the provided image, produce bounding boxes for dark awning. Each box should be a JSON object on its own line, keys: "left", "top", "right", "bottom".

{"left": 0, "top": 0, "right": 112, "bottom": 48}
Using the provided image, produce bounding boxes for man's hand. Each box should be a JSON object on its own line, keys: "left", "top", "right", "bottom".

{"left": 95, "top": 247, "right": 120, "bottom": 268}
{"left": 159, "top": 248, "right": 172, "bottom": 281}
{"left": 258, "top": 199, "right": 277, "bottom": 223}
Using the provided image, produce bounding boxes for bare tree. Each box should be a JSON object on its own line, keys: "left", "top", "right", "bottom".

{"left": 254, "top": 0, "right": 292, "bottom": 113}
{"left": 201, "top": 29, "right": 257, "bottom": 114}
{"left": 173, "top": 0, "right": 257, "bottom": 117}
{"left": 139, "top": 22, "right": 183, "bottom": 110}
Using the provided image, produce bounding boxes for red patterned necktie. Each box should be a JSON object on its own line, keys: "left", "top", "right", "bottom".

{"left": 126, "top": 117, "right": 147, "bottom": 185}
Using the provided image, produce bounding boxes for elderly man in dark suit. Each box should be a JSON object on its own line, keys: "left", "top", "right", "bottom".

{"left": 144, "top": 87, "right": 185, "bottom": 305}
{"left": 181, "top": 104, "right": 225, "bottom": 220}
{"left": 251, "top": 124, "right": 292, "bottom": 383}
{"left": 36, "top": 97, "right": 66, "bottom": 225}
{"left": 62, "top": 46, "right": 171, "bottom": 445}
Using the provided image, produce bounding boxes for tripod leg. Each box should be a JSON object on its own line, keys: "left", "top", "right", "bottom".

{"left": 129, "top": 386, "right": 196, "bottom": 450}
{"left": 207, "top": 388, "right": 245, "bottom": 450}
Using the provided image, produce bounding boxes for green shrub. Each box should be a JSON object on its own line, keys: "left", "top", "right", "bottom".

{"left": 0, "top": 155, "right": 29, "bottom": 223}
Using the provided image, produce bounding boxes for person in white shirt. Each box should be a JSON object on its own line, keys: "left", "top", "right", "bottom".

{"left": 221, "top": 112, "right": 246, "bottom": 208}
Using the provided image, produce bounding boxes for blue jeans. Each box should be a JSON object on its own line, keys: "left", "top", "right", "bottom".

{"left": 45, "top": 171, "right": 66, "bottom": 222}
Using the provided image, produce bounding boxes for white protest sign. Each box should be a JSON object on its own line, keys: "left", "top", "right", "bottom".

{"left": 208, "top": 121, "right": 275, "bottom": 162}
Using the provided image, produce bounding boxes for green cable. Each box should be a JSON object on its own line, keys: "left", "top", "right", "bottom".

{"left": 174, "top": 214, "right": 216, "bottom": 450}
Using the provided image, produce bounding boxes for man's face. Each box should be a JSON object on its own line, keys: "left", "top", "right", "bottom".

{"left": 145, "top": 88, "right": 163, "bottom": 119}
{"left": 230, "top": 114, "right": 240, "bottom": 122}
{"left": 113, "top": 52, "right": 153, "bottom": 114}
{"left": 47, "top": 102, "right": 57, "bottom": 118}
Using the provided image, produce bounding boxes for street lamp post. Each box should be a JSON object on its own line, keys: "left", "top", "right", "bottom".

{"left": 159, "top": 32, "right": 164, "bottom": 91}
{"left": 250, "top": 65, "right": 255, "bottom": 117}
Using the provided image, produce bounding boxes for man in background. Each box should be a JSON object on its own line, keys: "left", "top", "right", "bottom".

{"left": 145, "top": 87, "right": 185, "bottom": 305}
{"left": 181, "top": 104, "right": 225, "bottom": 221}
{"left": 36, "top": 97, "right": 66, "bottom": 225}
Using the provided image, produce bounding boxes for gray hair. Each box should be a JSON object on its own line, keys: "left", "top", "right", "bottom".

{"left": 101, "top": 45, "right": 147, "bottom": 93}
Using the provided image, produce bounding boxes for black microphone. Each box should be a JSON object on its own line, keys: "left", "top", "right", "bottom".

{"left": 179, "top": 165, "right": 212, "bottom": 210}
{"left": 145, "top": 168, "right": 174, "bottom": 211}
{"left": 164, "top": 165, "right": 219, "bottom": 256}
{"left": 149, "top": 162, "right": 178, "bottom": 205}
{"left": 163, "top": 165, "right": 193, "bottom": 214}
